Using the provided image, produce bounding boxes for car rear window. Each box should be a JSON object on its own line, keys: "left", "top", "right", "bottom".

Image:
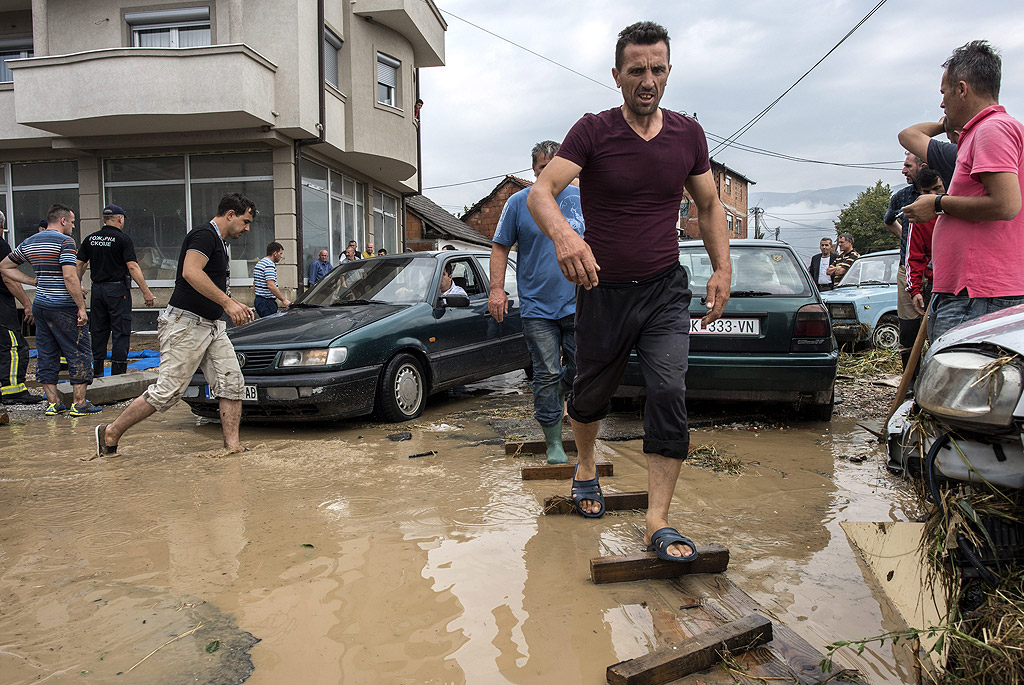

{"left": 679, "top": 245, "right": 811, "bottom": 297}
{"left": 836, "top": 253, "right": 899, "bottom": 286}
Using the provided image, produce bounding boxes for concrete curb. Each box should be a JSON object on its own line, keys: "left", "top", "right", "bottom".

{"left": 57, "top": 370, "right": 158, "bottom": 406}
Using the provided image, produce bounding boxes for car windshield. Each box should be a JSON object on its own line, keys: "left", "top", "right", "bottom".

{"left": 836, "top": 252, "right": 899, "bottom": 287}
{"left": 678, "top": 244, "right": 811, "bottom": 297}
{"left": 298, "top": 257, "right": 436, "bottom": 306}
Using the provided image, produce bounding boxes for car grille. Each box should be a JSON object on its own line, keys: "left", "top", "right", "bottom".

{"left": 828, "top": 302, "right": 857, "bottom": 320}
{"left": 236, "top": 350, "right": 279, "bottom": 370}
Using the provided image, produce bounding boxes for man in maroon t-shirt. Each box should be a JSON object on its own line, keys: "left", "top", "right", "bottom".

{"left": 527, "top": 21, "right": 730, "bottom": 562}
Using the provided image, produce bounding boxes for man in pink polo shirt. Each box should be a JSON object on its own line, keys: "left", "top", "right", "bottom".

{"left": 902, "top": 40, "right": 1024, "bottom": 341}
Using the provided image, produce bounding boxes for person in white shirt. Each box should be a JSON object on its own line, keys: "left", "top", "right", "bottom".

{"left": 808, "top": 237, "right": 836, "bottom": 291}
{"left": 440, "top": 263, "right": 467, "bottom": 297}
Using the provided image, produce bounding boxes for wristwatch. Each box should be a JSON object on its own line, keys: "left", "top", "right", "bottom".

{"left": 935, "top": 193, "right": 946, "bottom": 215}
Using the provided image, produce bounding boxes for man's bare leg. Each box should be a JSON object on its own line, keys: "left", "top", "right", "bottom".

{"left": 42, "top": 383, "right": 59, "bottom": 405}
{"left": 72, "top": 383, "right": 87, "bottom": 405}
{"left": 570, "top": 417, "right": 601, "bottom": 514}
{"left": 103, "top": 395, "right": 157, "bottom": 446}
{"left": 219, "top": 398, "right": 244, "bottom": 452}
{"left": 643, "top": 453, "right": 693, "bottom": 558}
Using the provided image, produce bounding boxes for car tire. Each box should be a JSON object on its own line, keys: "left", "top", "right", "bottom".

{"left": 871, "top": 315, "right": 900, "bottom": 350}
{"left": 376, "top": 353, "right": 427, "bottom": 422}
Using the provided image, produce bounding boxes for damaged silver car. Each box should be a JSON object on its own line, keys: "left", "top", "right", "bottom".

{"left": 887, "top": 304, "right": 1024, "bottom": 581}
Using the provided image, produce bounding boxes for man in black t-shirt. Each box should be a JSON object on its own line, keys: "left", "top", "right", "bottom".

{"left": 77, "top": 204, "right": 156, "bottom": 376}
{"left": 0, "top": 211, "right": 43, "bottom": 405}
{"left": 94, "top": 194, "right": 257, "bottom": 458}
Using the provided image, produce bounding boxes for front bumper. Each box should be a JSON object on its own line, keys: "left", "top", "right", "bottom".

{"left": 182, "top": 364, "right": 382, "bottom": 422}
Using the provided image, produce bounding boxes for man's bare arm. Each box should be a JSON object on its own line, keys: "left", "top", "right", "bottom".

{"left": 0, "top": 256, "right": 36, "bottom": 286}
{"left": 62, "top": 263, "right": 88, "bottom": 325}
{"left": 126, "top": 261, "right": 156, "bottom": 306}
{"left": 684, "top": 170, "right": 731, "bottom": 325}
{"left": 527, "top": 156, "right": 599, "bottom": 288}
{"left": 0, "top": 261, "right": 33, "bottom": 324}
{"left": 898, "top": 120, "right": 945, "bottom": 162}
{"left": 266, "top": 278, "right": 290, "bottom": 307}
{"left": 902, "top": 171, "right": 1021, "bottom": 223}
{"left": 487, "top": 242, "right": 512, "bottom": 323}
{"left": 182, "top": 251, "right": 253, "bottom": 326}
{"left": 884, "top": 220, "right": 902, "bottom": 238}
{"left": 76, "top": 259, "right": 88, "bottom": 279}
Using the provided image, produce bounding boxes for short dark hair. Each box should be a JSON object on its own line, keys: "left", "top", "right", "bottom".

{"left": 820, "top": 237, "right": 832, "bottom": 243}
{"left": 531, "top": 140, "right": 560, "bottom": 168}
{"left": 46, "top": 203, "right": 74, "bottom": 224}
{"left": 615, "top": 21, "right": 670, "bottom": 71}
{"left": 915, "top": 167, "right": 942, "bottom": 192}
{"left": 441, "top": 244, "right": 456, "bottom": 251}
{"left": 217, "top": 193, "right": 257, "bottom": 218}
{"left": 838, "top": 232, "right": 854, "bottom": 244}
{"left": 266, "top": 241, "right": 283, "bottom": 255}
{"left": 444, "top": 262, "right": 456, "bottom": 276}
{"left": 943, "top": 40, "right": 1001, "bottom": 101}
{"left": 377, "top": 248, "right": 387, "bottom": 255}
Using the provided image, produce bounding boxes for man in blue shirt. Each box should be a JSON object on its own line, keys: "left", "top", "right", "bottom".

{"left": 488, "top": 140, "right": 585, "bottom": 464}
{"left": 308, "top": 249, "right": 332, "bottom": 285}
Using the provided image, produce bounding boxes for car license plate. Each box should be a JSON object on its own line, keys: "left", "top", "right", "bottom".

{"left": 691, "top": 318, "right": 760, "bottom": 335}
{"left": 243, "top": 385, "right": 258, "bottom": 402}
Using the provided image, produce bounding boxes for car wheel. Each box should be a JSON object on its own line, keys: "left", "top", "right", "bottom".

{"left": 376, "top": 353, "right": 427, "bottom": 422}
{"left": 871, "top": 315, "right": 900, "bottom": 350}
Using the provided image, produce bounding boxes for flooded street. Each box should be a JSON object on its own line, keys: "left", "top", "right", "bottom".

{"left": 0, "top": 373, "right": 921, "bottom": 684}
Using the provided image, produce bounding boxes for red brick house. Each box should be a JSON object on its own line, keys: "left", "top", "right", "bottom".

{"left": 460, "top": 175, "right": 532, "bottom": 240}
{"left": 679, "top": 161, "right": 754, "bottom": 240}
{"left": 404, "top": 195, "right": 491, "bottom": 251}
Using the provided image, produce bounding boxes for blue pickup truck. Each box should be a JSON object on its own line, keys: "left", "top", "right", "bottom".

{"left": 820, "top": 249, "right": 900, "bottom": 349}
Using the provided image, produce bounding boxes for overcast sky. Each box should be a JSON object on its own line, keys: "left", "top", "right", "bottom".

{"left": 418, "top": 0, "right": 1024, "bottom": 229}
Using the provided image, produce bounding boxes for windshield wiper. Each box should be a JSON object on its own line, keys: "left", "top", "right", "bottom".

{"left": 290, "top": 302, "right": 320, "bottom": 308}
{"left": 730, "top": 290, "right": 774, "bottom": 297}
{"left": 331, "top": 299, "right": 388, "bottom": 306}
{"left": 856, "top": 280, "right": 892, "bottom": 286}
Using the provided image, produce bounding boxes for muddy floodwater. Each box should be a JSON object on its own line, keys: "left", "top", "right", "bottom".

{"left": 0, "top": 374, "right": 920, "bottom": 684}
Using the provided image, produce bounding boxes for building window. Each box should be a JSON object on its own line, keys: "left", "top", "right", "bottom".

{"left": 126, "top": 7, "right": 211, "bottom": 48}
{"left": 727, "top": 215, "right": 733, "bottom": 233}
{"left": 0, "top": 39, "right": 32, "bottom": 83}
{"left": 735, "top": 217, "right": 742, "bottom": 235}
{"left": 724, "top": 175, "right": 732, "bottom": 193}
{"left": 0, "top": 161, "right": 79, "bottom": 277}
{"left": 324, "top": 28, "right": 342, "bottom": 89}
{"left": 373, "top": 190, "right": 399, "bottom": 254}
{"left": 300, "top": 159, "right": 366, "bottom": 276}
{"left": 376, "top": 52, "right": 400, "bottom": 107}
{"left": 103, "top": 151, "right": 274, "bottom": 284}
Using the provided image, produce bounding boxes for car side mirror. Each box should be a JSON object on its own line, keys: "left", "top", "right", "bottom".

{"left": 441, "top": 294, "right": 470, "bottom": 308}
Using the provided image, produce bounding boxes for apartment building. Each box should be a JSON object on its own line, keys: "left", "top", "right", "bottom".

{"left": 678, "top": 160, "right": 753, "bottom": 240}
{"left": 0, "top": 0, "right": 445, "bottom": 321}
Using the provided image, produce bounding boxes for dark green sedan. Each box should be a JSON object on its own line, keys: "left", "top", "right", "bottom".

{"left": 618, "top": 240, "right": 838, "bottom": 420}
{"left": 182, "top": 251, "right": 531, "bottom": 422}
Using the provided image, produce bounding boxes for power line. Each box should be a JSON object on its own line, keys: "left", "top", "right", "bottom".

{"left": 708, "top": 0, "right": 890, "bottom": 157}
{"left": 706, "top": 132, "right": 901, "bottom": 171}
{"left": 424, "top": 168, "right": 532, "bottom": 190}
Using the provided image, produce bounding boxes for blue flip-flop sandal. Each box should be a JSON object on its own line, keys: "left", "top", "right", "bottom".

{"left": 647, "top": 526, "right": 699, "bottom": 562}
{"left": 571, "top": 463, "right": 606, "bottom": 518}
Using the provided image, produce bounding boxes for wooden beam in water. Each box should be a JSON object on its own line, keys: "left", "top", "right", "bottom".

{"left": 505, "top": 438, "right": 577, "bottom": 456}
{"left": 542, "top": 491, "right": 648, "bottom": 515}
{"left": 606, "top": 614, "right": 772, "bottom": 685}
{"left": 521, "top": 461, "right": 613, "bottom": 481}
{"left": 590, "top": 545, "right": 730, "bottom": 584}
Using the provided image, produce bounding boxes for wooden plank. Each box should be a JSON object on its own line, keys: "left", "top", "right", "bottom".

{"left": 606, "top": 614, "right": 773, "bottom": 685}
{"left": 591, "top": 545, "right": 730, "bottom": 584}
{"left": 521, "top": 461, "right": 613, "bottom": 481}
{"left": 542, "top": 491, "right": 648, "bottom": 515}
{"left": 505, "top": 438, "right": 577, "bottom": 455}
{"left": 671, "top": 575, "right": 864, "bottom": 684}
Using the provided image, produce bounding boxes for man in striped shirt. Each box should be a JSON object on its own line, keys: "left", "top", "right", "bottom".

{"left": 252, "top": 241, "right": 289, "bottom": 317}
{"left": 0, "top": 204, "right": 101, "bottom": 416}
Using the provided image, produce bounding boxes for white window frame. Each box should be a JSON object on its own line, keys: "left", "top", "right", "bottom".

{"left": 735, "top": 217, "right": 742, "bottom": 234}
{"left": 724, "top": 175, "right": 732, "bottom": 193}
{"left": 373, "top": 190, "right": 399, "bottom": 254}
{"left": 376, "top": 52, "right": 400, "bottom": 108}
{"left": 324, "top": 27, "right": 342, "bottom": 89}
{"left": 126, "top": 7, "right": 211, "bottom": 48}
{"left": 727, "top": 214, "right": 733, "bottom": 233}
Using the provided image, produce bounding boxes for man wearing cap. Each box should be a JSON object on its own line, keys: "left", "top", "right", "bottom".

{"left": 0, "top": 211, "right": 43, "bottom": 405}
{"left": 77, "top": 204, "right": 155, "bottom": 376}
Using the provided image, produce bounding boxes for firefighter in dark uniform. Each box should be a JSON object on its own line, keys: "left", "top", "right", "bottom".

{"left": 0, "top": 210, "right": 43, "bottom": 405}
{"left": 76, "top": 204, "right": 155, "bottom": 376}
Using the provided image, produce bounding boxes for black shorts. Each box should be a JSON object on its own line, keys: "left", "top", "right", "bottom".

{"left": 568, "top": 264, "right": 692, "bottom": 459}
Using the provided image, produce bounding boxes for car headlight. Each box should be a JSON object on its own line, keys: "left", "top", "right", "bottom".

{"left": 279, "top": 347, "right": 348, "bottom": 367}
{"left": 828, "top": 303, "right": 856, "bottom": 320}
{"left": 916, "top": 350, "right": 1023, "bottom": 428}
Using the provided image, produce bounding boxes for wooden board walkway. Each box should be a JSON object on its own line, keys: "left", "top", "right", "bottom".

{"left": 608, "top": 574, "right": 865, "bottom": 684}
{"left": 542, "top": 491, "right": 648, "bottom": 515}
{"left": 521, "top": 461, "right": 613, "bottom": 480}
{"left": 505, "top": 438, "right": 577, "bottom": 456}
{"left": 591, "top": 545, "right": 730, "bottom": 584}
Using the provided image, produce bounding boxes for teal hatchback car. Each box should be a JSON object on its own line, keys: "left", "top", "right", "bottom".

{"left": 182, "top": 251, "right": 531, "bottom": 423}
{"left": 618, "top": 240, "right": 838, "bottom": 420}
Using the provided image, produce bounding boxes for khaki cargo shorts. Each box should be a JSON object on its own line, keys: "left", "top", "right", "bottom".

{"left": 143, "top": 306, "right": 244, "bottom": 412}
{"left": 896, "top": 268, "right": 920, "bottom": 320}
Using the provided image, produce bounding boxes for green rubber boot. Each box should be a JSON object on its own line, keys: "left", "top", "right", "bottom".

{"left": 542, "top": 423, "right": 568, "bottom": 465}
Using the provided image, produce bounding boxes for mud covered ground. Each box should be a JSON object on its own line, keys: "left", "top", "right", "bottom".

{"left": 0, "top": 366, "right": 920, "bottom": 684}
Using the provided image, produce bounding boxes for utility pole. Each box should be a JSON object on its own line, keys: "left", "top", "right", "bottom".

{"left": 750, "top": 206, "right": 765, "bottom": 239}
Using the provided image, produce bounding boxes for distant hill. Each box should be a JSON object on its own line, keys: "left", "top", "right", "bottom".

{"left": 750, "top": 185, "right": 869, "bottom": 209}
